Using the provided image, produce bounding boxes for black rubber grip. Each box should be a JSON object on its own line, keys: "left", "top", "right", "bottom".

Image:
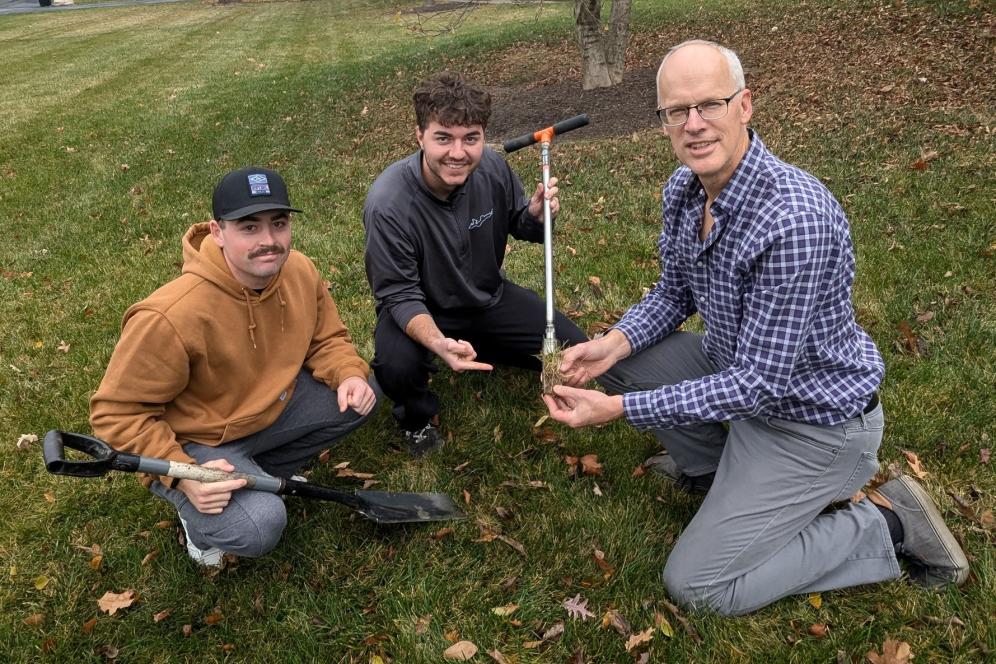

{"left": 552, "top": 113, "right": 590, "bottom": 136}
{"left": 502, "top": 132, "right": 536, "bottom": 154}
{"left": 502, "top": 114, "right": 590, "bottom": 153}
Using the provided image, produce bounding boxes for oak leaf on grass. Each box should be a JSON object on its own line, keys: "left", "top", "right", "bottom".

{"left": 98, "top": 590, "right": 137, "bottom": 615}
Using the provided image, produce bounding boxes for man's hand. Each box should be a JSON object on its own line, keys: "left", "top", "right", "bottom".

{"left": 527, "top": 176, "right": 560, "bottom": 220}
{"left": 337, "top": 376, "right": 377, "bottom": 415}
{"left": 559, "top": 329, "right": 632, "bottom": 386}
{"left": 542, "top": 385, "right": 624, "bottom": 428}
{"left": 176, "top": 458, "right": 246, "bottom": 515}
{"left": 430, "top": 337, "right": 493, "bottom": 373}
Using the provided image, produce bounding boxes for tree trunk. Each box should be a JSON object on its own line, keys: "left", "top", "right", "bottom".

{"left": 574, "top": 0, "right": 632, "bottom": 90}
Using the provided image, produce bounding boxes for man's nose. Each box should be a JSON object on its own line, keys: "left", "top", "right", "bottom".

{"left": 684, "top": 107, "right": 707, "bottom": 131}
{"left": 448, "top": 140, "right": 467, "bottom": 157}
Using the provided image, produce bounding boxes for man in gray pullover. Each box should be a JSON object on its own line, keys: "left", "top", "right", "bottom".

{"left": 364, "top": 72, "right": 587, "bottom": 456}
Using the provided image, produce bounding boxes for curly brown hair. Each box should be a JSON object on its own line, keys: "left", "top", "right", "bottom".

{"left": 413, "top": 71, "right": 492, "bottom": 131}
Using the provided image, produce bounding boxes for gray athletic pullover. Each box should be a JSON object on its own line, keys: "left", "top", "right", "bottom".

{"left": 363, "top": 148, "right": 543, "bottom": 331}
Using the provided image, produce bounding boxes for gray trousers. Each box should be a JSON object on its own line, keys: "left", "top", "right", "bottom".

{"left": 600, "top": 332, "right": 900, "bottom": 615}
{"left": 151, "top": 370, "right": 380, "bottom": 558}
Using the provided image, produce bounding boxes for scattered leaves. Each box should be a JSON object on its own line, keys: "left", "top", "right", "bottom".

{"left": 57, "top": 340, "right": 70, "bottom": 353}
{"left": 443, "top": 640, "right": 478, "bottom": 660}
{"left": 663, "top": 599, "right": 701, "bottom": 643}
{"left": 563, "top": 593, "right": 595, "bottom": 620}
{"left": 98, "top": 590, "right": 136, "bottom": 615}
{"left": 34, "top": 575, "right": 49, "bottom": 590}
{"left": 153, "top": 609, "right": 172, "bottom": 623}
{"left": 82, "top": 617, "right": 98, "bottom": 634}
{"left": 592, "top": 549, "right": 615, "bottom": 579}
{"left": 808, "top": 593, "right": 822, "bottom": 609}
{"left": 414, "top": 613, "right": 431, "bottom": 635}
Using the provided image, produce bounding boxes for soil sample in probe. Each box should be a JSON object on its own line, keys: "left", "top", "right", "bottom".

{"left": 541, "top": 347, "right": 567, "bottom": 395}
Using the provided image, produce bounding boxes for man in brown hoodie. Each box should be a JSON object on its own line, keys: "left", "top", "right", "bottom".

{"left": 90, "top": 167, "right": 378, "bottom": 567}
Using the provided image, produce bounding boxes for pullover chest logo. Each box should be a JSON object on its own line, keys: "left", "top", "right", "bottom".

{"left": 467, "top": 209, "right": 494, "bottom": 230}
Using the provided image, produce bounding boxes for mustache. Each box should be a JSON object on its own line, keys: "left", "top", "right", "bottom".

{"left": 248, "top": 245, "right": 286, "bottom": 259}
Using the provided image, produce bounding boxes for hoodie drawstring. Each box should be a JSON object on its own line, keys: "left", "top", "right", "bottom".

{"left": 243, "top": 289, "right": 258, "bottom": 349}
{"left": 277, "top": 285, "right": 286, "bottom": 333}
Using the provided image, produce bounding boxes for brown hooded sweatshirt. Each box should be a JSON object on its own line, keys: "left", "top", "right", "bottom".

{"left": 90, "top": 222, "right": 369, "bottom": 487}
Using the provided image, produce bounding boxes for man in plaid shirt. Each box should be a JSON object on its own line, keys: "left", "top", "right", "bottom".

{"left": 543, "top": 40, "right": 968, "bottom": 615}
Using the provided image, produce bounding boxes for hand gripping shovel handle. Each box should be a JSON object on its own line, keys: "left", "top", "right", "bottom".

{"left": 502, "top": 114, "right": 589, "bottom": 153}
{"left": 43, "top": 431, "right": 464, "bottom": 524}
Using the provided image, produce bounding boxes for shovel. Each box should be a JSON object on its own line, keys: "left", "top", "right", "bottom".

{"left": 43, "top": 430, "right": 465, "bottom": 525}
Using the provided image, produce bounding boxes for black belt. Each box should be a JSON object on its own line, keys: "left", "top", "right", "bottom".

{"left": 863, "top": 391, "right": 879, "bottom": 414}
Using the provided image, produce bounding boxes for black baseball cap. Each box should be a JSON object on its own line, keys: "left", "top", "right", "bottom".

{"left": 212, "top": 166, "right": 303, "bottom": 221}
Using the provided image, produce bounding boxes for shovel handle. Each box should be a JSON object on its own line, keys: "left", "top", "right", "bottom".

{"left": 44, "top": 430, "right": 141, "bottom": 477}
{"left": 502, "top": 114, "right": 589, "bottom": 153}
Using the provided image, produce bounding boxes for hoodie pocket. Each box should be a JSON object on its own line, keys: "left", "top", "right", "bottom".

{"left": 219, "top": 413, "right": 265, "bottom": 444}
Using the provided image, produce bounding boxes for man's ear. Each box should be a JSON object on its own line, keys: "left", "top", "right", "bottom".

{"left": 739, "top": 88, "right": 753, "bottom": 125}
{"left": 208, "top": 219, "right": 225, "bottom": 248}
{"left": 415, "top": 125, "right": 424, "bottom": 149}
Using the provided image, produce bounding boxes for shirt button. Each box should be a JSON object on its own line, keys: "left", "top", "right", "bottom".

{"left": 698, "top": 295, "right": 706, "bottom": 302}
{"left": 696, "top": 261, "right": 704, "bottom": 267}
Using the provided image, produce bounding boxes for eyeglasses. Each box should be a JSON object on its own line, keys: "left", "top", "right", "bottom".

{"left": 656, "top": 90, "right": 743, "bottom": 128}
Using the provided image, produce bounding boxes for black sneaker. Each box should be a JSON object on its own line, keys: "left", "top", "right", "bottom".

{"left": 403, "top": 422, "right": 444, "bottom": 458}
{"left": 876, "top": 475, "right": 969, "bottom": 587}
{"left": 643, "top": 451, "right": 714, "bottom": 495}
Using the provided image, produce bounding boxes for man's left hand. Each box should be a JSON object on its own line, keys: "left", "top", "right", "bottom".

{"left": 527, "top": 176, "right": 559, "bottom": 221}
{"left": 542, "top": 385, "right": 624, "bottom": 428}
{"left": 337, "top": 376, "right": 377, "bottom": 415}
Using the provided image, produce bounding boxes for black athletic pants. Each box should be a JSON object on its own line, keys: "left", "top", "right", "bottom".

{"left": 372, "top": 281, "right": 588, "bottom": 431}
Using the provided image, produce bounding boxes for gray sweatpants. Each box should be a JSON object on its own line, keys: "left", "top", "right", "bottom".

{"left": 151, "top": 370, "right": 380, "bottom": 558}
{"left": 600, "top": 332, "right": 900, "bottom": 616}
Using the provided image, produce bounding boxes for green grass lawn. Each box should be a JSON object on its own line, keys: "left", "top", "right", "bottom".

{"left": 1, "top": 0, "right": 993, "bottom": 661}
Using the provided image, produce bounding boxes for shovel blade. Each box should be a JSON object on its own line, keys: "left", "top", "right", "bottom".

{"left": 353, "top": 490, "right": 466, "bottom": 524}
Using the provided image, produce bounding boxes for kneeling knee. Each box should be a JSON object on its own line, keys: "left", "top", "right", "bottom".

{"left": 219, "top": 500, "right": 288, "bottom": 558}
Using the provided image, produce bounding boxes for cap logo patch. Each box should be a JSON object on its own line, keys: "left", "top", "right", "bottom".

{"left": 248, "top": 173, "right": 271, "bottom": 196}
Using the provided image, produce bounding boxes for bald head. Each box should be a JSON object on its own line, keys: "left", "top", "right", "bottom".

{"left": 656, "top": 40, "right": 745, "bottom": 104}
{"left": 653, "top": 39, "right": 753, "bottom": 198}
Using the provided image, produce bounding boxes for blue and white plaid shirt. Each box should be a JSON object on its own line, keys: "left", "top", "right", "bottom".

{"left": 615, "top": 131, "right": 884, "bottom": 429}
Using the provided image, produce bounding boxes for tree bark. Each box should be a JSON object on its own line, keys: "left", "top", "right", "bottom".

{"left": 574, "top": 0, "right": 632, "bottom": 90}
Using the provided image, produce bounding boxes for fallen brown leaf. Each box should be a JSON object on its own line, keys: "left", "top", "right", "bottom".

{"left": 580, "top": 454, "right": 603, "bottom": 476}
{"left": 624, "top": 628, "right": 654, "bottom": 653}
{"left": 98, "top": 590, "right": 136, "bottom": 615}
{"left": 443, "top": 640, "right": 478, "bottom": 660}
{"left": 487, "top": 649, "right": 509, "bottom": 664}
{"left": 809, "top": 623, "right": 829, "bottom": 638}
{"left": 153, "top": 609, "right": 172, "bottom": 623}
{"left": 602, "top": 609, "right": 631, "bottom": 636}
{"left": 414, "top": 613, "right": 431, "bottom": 635}
{"left": 901, "top": 450, "right": 928, "bottom": 479}
{"left": 592, "top": 549, "right": 615, "bottom": 579}
{"left": 663, "top": 599, "right": 701, "bottom": 643}
{"left": 492, "top": 603, "right": 518, "bottom": 617}
{"left": 82, "top": 617, "right": 98, "bottom": 634}
{"left": 203, "top": 607, "right": 224, "bottom": 625}
{"left": 23, "top": 613, "right": 44, "bottom": 627}
{"left": 542, "top": 621, "right": 565, "bottom": 641}
{"left": 431, "top": 527, "right": 454, "bottom": 541}
{"left": 866, "top": 637, "right": 912, "bottom": 664}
